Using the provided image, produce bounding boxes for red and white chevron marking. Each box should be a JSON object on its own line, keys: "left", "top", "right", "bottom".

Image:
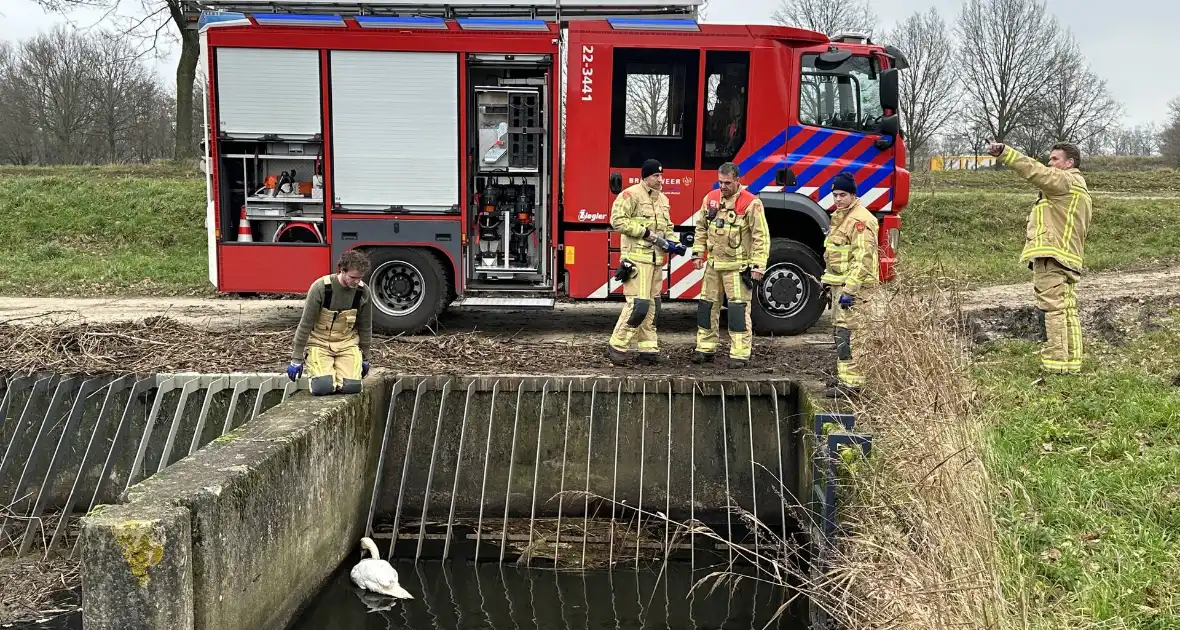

{"left": 585, "top": 187, "right": 891, "bottom": 300}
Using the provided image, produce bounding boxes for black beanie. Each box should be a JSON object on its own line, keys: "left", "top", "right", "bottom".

{"left": 832, "top": 171, "right": 856, "bottom": 195}
{"left": 641, "top": 159, "right": 663, "bottom": 180}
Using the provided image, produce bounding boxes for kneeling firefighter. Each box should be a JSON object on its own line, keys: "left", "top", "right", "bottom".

{"left": 691, "top": 162, "right": 770, "bottom": 368}
{"left": 607, "top": 159, "right": 678, "bottom": 366}
{"left": 821, "top": 171, "right": 879, "bottom": 392}
{"left": 288, "top": 249, "right": 374, "bottom": 395}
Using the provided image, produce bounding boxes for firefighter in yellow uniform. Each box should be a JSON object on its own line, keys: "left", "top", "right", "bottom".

{"left": 821, "top": 171, "right": 879, "bottom": 391}
{"left": 691, "top": 162, "right": 771, "bottom": 368}
{"left": 608, "top": 159, "right": 675, "bottom": 366}
{"left": 988, "top": 141, "right": 1092, "bottom": 374}
{"left": 288, "top": 249, "right": 374, "bottom": 395}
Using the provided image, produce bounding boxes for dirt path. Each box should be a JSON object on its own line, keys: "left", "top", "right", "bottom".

{"left": 1, "top": 263, "right": 1175, "bottom": 379}
{"left": 3, "top": 263, "right": 1176, "bottom": 330}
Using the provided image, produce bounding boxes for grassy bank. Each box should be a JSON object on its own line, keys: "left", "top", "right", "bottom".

{"left": 924, "top": 167, "right": 1180, "bottom": 194}
{"left": 900, "top": 189, "right": 1180, "bottom": 286}
{"left": 0, "top": 166, "right": 208, "bottom": 296}
{"left": 976, "top": 309, "right": 1180, "bottom": 628}
{"left": 2, "top": 164, "right": 1178, "bottom": 296}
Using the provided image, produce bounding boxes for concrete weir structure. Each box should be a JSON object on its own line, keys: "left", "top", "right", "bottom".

{"left": 78, "top": 373, "right": 812, "bottom": 630}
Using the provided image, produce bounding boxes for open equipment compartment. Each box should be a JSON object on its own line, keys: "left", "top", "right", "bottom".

{"left": 466, "top": 54, "right": 552, "bottom": 288}
{"left": 212, "top": 46, "right": 327, "bottom": 247}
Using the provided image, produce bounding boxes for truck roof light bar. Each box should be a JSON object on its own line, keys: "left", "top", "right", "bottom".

{"left": 251, "top": 12, "right": 346, "bottom": 26}
{"left": 606, "top": 17, "right": 698, "bottom": 30}
{"left": 355, "top": 15, "right": 448, "bottom": 28}
{"left": 457, "top": 17, "right": 550, "bottom": 31}
{"left": 183, "top": 0, "right": 701, "bottom": 24}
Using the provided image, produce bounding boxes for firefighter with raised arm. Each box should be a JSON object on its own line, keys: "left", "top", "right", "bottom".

{"left": 690, "top": 162, "right": 770, "bottom": 368}
{"left": 821, "top": 171, "right": 878, "bottom": 392}
{"left": 987, "top": 140, "right": 1092, "bottom": 375}
{"left": 288, "top": 249, "right": 374, "bottom": 395}
{"left": 607, "top": 159, "right": 676, "bottom": 366}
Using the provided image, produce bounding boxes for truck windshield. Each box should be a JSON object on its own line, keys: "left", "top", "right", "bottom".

{"left": 799, "top": 53, "right": 883, "bottom": 133}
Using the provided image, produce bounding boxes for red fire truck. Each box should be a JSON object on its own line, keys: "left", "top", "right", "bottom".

{"left": 189, "top": 0, "right": 910, "bottom": 336}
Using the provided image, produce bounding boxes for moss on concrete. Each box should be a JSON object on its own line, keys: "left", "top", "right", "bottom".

{"left": 112, "top": 520, "right": 166, "bottom": 587}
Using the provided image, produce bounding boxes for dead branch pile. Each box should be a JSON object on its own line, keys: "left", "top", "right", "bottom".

{"left": 0, "top": 316, "right": 610, "bottom": 377}
{"left": 811, "top": 265, "right": 1016, "bottom": 630}
{"left": 0, "top": 507, "right": 81, "bottom": 626}
{"left": 0, "top": 316, "right": 832, "bottom": 379}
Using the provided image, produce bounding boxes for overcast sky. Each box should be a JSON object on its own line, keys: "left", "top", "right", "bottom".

{"left": 1, "top": 0, "right": 1175, "bottom": 127}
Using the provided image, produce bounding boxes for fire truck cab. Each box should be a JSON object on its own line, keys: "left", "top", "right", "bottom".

{"left": 190, "top": 0, "right": 910, "bottom": 336}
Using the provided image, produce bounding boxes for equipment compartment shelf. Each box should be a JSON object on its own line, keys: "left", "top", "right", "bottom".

{"left": 223, "top": 153, "right": 320, "bottom": 160}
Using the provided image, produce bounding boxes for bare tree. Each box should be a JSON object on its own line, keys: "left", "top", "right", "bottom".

{"left": 35, "top": 0, "right": 200, "bottom": 160}
{"left": 1033, "top": 33, "right": 1123, "bottom": 148}
{"left": 11, "top": 26, "right": 102, "bottom": 163}
{"left": 1161, "top": 97, "right": 1180, "bottom": 166}
{"left": 957, "top": 0, "right": 1060, "bottom": 144}
{"left": 771, "top": 0, "right": 877, "bottom": 37}
{"left": 884, "top": 8, "right": 959, "bottom": 159}
{"left": 89, "top": 32, "right": 161, "bottom": 162}
{"left": 625, "top": 73, "right": 671, "bottom": 136}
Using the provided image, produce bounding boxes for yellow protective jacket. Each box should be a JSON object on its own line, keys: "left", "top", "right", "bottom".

{"left": 691, "top": 187, "right": 771, "bottom": 272}
{"left": 999, "top": 146, "right": 1092, "bottom": 272}
{"left": 821, "top": 201, "right": 879, "bottom": 295}
{"left": 610, "top": 182, "right": 676, "bottom": 265}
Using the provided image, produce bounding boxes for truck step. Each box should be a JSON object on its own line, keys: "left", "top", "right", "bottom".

{"left": 457, "top": 296, "right": 555, "bottom": 308}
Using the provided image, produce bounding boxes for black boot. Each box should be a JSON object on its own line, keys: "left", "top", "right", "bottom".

{"left": 607, "top": 346, "right": 631, "bottom": 365}
{"left": 691, "top": 352, "right": 714, "bottom": 364}
{"left": 637, "top": 353, "right": 669, "bottom": 366}
{"left": 728, "top": 357, "right": 749, "bottom": 369}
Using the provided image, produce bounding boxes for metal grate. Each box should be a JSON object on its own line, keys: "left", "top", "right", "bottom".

{"left": 366, "top": 376, "right": 806, "bottom": 568}
{"left": 0, "top": 372, "right": 301, "bottom": 558}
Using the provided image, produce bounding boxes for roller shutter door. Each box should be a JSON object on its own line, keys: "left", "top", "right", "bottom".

{"left": 215, "top": 47, "right": 321, "bottom": 137}
{"left": 329, "top": 50, "right": 459, "bottom": 210}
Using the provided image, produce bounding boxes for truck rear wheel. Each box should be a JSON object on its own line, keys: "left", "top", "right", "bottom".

{"left": 365, "top": 247, "right": 450, "bottom": 335}
{"left": 751, "top": 238, "right": 826, "bottom": 336}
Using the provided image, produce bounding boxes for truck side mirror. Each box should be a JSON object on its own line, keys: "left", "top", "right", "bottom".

{"left": 610, "top": 172, "right": 623, "bottom": 195}
{"left": 774, "top": 168, "right": 797, "bottom": 187}
{"left": 874, "top": 114, "right": 901, "bottom": 150}
{"left": 879, "top": 68, "right": 899, "bottom": 112}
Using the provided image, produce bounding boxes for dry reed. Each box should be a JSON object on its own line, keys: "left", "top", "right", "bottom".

{"left": 809, "top": 266, "right": 1014, "bottom": 630}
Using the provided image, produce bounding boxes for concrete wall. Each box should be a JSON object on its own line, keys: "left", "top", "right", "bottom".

{"left": 80, "top": 376, "right": 390, "bottom": 630}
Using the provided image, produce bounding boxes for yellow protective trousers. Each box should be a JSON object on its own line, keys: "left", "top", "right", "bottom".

{"left": 1032, "top": 257, "right": 1082, "bottom": 374}
{"left": 305, "top": 303, "right": 363, "bottom": 393}
{"left": 609, "top": 261, "right": 663, "bottom": 354}
{"left": 831, "top": 290, "right": 865, "bottom": 388}
{"left": 695, "top": 262, "right": 752, "bottom": 360}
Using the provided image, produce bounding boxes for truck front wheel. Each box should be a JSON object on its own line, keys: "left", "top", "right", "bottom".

{"left": 365, "top": 247, "right": 450, "bottom": 335}
{"left": 751, "top": 238, "right": 826, "bottom": 336}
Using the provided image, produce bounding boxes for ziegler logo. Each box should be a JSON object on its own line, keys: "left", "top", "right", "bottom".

{"left": 578, "top": 209, "right": 608, "bottom": 222}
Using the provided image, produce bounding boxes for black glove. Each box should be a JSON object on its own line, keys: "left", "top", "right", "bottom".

{"left": 820, "top": 285, "right": 832, "bottom": 310}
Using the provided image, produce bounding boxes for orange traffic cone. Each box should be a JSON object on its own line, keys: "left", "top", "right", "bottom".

{"left": 237, "top": 206, "right": 253, "bottom": 242}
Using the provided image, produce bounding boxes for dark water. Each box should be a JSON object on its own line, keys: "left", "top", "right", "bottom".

{"left": 288, "top": 560, "right": 808, "bottom": 630}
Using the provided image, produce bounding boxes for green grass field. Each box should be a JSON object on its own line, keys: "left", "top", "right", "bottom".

{"left": 1, "top": 163, "right": 1178, "bottom": 296}
{"left": 0, "top": 164, "right": 209, "bottom": 296}
{"left": 900, "top": 188, "right": 1180, "bottom": 286}
{"left": 976, "top": 317, "right": 1180, "bottom": 629}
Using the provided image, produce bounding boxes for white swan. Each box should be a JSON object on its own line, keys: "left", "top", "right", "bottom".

{"left": 350, "top": 537, "right": 414, "bottom": 600}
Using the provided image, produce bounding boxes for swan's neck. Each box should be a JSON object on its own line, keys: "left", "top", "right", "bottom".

{"left": 361, "top": 538, "right": 381, "bottom": 560}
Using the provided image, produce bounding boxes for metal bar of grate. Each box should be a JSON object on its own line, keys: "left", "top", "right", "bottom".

{"left": 417, "top": 378, "right": 453, "bottom": 562}
{"left": 20, "top": 376, "right": 111, "bottom": 555}
{"left": 553, "top": 381, "right": 572, "bottom": 566}
{"left": 389, "top": 379, "right": 428, "bottom": 560}
{"left": 443, "top": 381, "right": 476, "bottom": 561}
{"left": 366, "top": 379, "right": 404, "bottom": 540}
{"left": 499, "top": 380, "right": 526, "bottom": 564}
{"left": 474, "top": 380, "right": 500, "bottom": 565}
{"left": 525, "top": 380, "right": 549, "bottom": 567}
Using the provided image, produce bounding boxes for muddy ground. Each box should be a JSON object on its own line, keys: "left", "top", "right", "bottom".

{"left": 1, "top": 263, "right": 1177, "bottom": 383}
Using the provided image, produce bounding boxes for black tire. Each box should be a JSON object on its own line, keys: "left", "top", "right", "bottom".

{"left": 365, "top": 247, "right": 450, "bottom": 335}
{"left": 751, "top": 238, "right": 826, "bottom": 336}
